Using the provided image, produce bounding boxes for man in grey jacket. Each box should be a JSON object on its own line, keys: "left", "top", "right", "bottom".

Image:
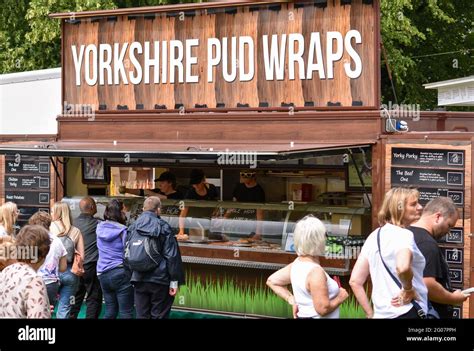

{"left": 70, "top": 197, "right": 103, "bottom": 319}
{"left": 128, "top": 196, "right": 185, "bottom": 319}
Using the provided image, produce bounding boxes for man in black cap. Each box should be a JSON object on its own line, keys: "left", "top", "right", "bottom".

{"left": 119, "top": 171, "right": 183, "bottom": 200}
{"left": 176, "top": 169, "right": 219, "bottom": 240}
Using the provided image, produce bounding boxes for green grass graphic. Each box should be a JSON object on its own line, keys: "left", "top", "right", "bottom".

{"left": 174, "top": 275, "right": 366, "bottom": 318}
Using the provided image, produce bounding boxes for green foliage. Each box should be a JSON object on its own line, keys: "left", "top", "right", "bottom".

{"left": 0, "top": 0, "right": 117, "bottom": 73}
{"left": 381, "top": 0, "right": 473, "bottom": 110}
{"left": 0, "top": 0, "right": 198, "bottom": 73}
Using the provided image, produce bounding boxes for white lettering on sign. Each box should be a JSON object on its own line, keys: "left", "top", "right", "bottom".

{"left": 114, "top": 42, "right": 129, "bottom": 85}
{"left": 72, "top": 31, "right": 363, "bottom": 86}
{"left": 129, "top": 42, "right": 143, "bottom": 85}
{"left": 263, "top": 34, "right": 287, "bottom": 81}
{"left": 326, "top": 31, "right": 344, "bottom": 79}
{"left": 307, "top": 32, "right": 325, "bottom": 79}
{"left": 99, "top": 44, "right": 112, "bottom": 85}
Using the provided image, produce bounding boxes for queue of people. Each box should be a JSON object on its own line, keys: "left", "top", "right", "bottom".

{"left": 0, "top": 181, "right": 470, "bottom": 319}
{"left": 0, "top": 195, "right": 185, "bottom": 319}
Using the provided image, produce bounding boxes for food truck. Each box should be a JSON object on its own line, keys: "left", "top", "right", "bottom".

{"left": 0, "top": 0, "right": 472, "bottom": 318}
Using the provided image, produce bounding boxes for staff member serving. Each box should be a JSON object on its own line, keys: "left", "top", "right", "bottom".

{"left": 176, "top": 169, "right": 219, "bottom": 241}
{"left": 119, "top": 171, "right": 183, "bottom": 200}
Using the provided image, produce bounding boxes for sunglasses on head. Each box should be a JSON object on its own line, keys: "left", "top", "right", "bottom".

{"left": 240, "top": 172, "right": 256, "bottom": 178}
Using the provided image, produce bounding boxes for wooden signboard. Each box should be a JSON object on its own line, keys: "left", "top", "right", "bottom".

{"left": 385, "top": 142, "right": 472, "bottom": 318}
{"left": 62, "top": 0, "right": 379, "bottom": 112}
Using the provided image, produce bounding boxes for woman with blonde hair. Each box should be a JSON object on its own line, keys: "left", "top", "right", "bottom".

{"left": 350, "top": 187, "right": 427, "bottom": 319}
{"left": 50, "top": 202, "right": 85, "bottom": 319}
{"left": 0, "top": 202, "right": 19, "bottom": 237}
{"left": 267, "top": 215, "right": 349, "bottom": 318}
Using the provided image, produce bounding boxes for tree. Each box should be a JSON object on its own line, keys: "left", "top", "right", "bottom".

{"left": 0, "top": 0, "right": 198, "bottom": 73}
{"left": 380, "top": 0, "right": 473, "bottom": 110}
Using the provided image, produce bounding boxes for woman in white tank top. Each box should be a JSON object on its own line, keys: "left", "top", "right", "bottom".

{"left": 267, "top": 216, "right": 348, "bottom": 318}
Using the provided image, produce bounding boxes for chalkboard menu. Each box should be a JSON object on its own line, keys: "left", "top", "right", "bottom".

{"left": 391, "top": 148, "right": 466, "bottom": 208}
{"left": 438, "top": 228, "right": 464, "bottom": 245}
{"left": 5, "top": 156, "right": 50, "bottom": 174}
{"left": 392, "top": 148, "right": 464, "bottom": 168}
{"left": 391, "top": 168, "right": 464, "bottom": 188}
{"left": 452, "top": 306, "right": 462, "bottom": 319}
{"left": 390, "top": 146, "right": 467, "bottom": 316}
{"left": 4, "top": 155, "right": 51, "bottom": 227}
{"left": 448, "top": 266, "right": 464, "bottom": 286}
{"left": 16, "top": 207, "right": 50, "bottom": 228}
{"left": 417, "top": 188, "right": 464, "bottom": 206}
{"left": 443, "top": 247, "right": 463, "bottom": 265}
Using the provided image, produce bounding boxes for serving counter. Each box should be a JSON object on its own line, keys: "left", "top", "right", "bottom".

{"left": 63, "top": 196, "right": 369, "bottom": 317}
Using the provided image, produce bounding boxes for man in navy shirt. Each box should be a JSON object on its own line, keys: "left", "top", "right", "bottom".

{"left": 409, "top": 197, "right": 468, "bottom": 318}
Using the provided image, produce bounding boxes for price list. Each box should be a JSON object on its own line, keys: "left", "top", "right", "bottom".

{"left": 4, "top": 155, "right": 51, "bottom": 227}
{"left": 391, "top": 147, "right": 466, "bottom": 318}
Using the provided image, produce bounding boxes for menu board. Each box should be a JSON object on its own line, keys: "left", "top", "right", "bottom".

{"left": 448, "top": 266, "right": 464, "bottom": 285}
{"left": 443, "top": 247, "right": 463, "bottom": 265}
{"left": 5, "top": 175, "right": 50, "bottom": 190}
{"left": 4, "top": 155, "right": 51, "bottom": 226}
{"left": 417, "top": 188, "right": 464, "bottom": 206}
{"left": 391, "top": 168, "right": 464, "bottom": 188}
{"left": 4, "top": 191, "right": 50, "bottom": 205}
{"left": 16, "top": 207, "right": 50, "bottom": 227}
{"left": 452, "top": 306, "right": 462, "bottom": 319}
{"left": 5, "top": 157, "right": 50, "bottom": 174}
{"left": 438, "top": 228, "right": 464, "bottom": 245}
{"left": 391, "top": 148, "right": 464, "bottom": 168}
{"left": 390, "top": 146, "right": 467, "bottom": 317}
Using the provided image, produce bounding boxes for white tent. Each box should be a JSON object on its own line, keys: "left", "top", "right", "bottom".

{"left": 0, "top": 68, "right": 61, "bottom": 135}
{"left": 424, "top": 76, "right": 474, "bottom": 107}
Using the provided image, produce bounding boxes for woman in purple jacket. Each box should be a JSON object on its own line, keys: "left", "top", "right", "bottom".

{"left": 97, "top": 199, "right": 134, "bottom": 318}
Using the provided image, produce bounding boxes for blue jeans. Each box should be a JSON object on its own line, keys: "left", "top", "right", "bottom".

{"left": 57, "top": 268, "right": 79, "bottom": 319}
{"left": 98, "top": 266, "right": 134, "bottom": 319}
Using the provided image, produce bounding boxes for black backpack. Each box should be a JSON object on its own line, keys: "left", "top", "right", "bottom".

{"left": 124, "top": 230, "right": 162, "bottom": 272}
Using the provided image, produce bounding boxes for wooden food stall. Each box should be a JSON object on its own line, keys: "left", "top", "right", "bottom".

{"left": 0, "top": 0, "right": 473, "bottom": 318}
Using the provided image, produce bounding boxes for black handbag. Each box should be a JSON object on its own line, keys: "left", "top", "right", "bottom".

{"left": 376, "top": 227, "right": 439, "bottom": 319}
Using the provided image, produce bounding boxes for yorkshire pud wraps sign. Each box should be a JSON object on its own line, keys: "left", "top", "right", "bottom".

{"left": 63, "top": 0, "right": 379, "bottom": 111}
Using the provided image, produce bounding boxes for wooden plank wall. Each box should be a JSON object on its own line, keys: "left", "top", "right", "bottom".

{"left": 63, "top": 0, "right": 377, "bottom": 111}
{"left": 385, "top": 142, "right": 472, "bottom": 319}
